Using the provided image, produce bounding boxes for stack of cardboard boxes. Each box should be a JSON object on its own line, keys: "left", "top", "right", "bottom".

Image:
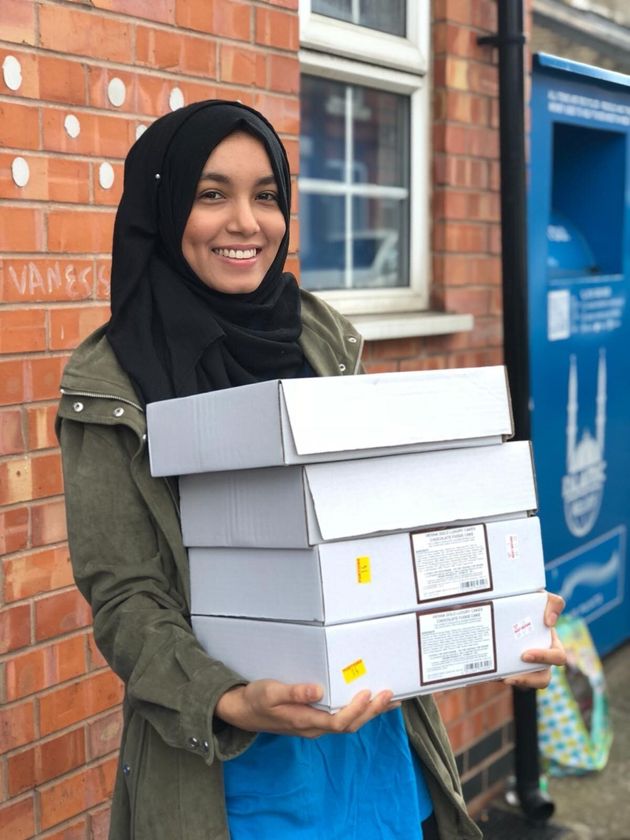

{"left": 147, "top": 367, "right": 550, "bottom": 711}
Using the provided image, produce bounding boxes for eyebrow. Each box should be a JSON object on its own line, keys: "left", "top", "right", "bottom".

{"left": 198, "top": 172, "right": 278, "bottom": 187}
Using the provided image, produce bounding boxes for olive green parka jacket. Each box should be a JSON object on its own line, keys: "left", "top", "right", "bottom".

{"left": 56, "top": 290, "right": 482, "bottom": 840}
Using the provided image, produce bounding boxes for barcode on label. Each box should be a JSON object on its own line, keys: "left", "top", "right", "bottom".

{"left": 461, "top": 579, "right": 489, "bottom": 590}
{"left": 464, "top": 660, "right": 493, "bottom": 671}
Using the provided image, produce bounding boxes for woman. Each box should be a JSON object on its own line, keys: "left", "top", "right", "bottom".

{"left": 57, "top": 100, "right": 565, "bottom": 839}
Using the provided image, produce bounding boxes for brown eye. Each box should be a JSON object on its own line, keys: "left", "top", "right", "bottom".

{"left": 199, "top": 189, "right": 223, "bottom": 201}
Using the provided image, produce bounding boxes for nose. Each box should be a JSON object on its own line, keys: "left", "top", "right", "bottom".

{"left": 226, "top": 198, "right": 260, "bottom": 236}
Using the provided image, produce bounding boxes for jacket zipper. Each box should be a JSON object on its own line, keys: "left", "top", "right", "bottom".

{"left": 60, "top": 387, "right": 144, "bottom": 412}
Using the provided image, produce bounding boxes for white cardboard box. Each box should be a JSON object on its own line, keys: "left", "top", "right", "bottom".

{"left": 180, "top": 440, "right": 538, "bottom": 548}
{"left": 190, "top": 517, "right": 546, "bottom": 623}
{"left": 147, "top": 366, "right": 513, "bottom": 476}
{"left": 192, "top": 591, "right": 550, "bottom": 711}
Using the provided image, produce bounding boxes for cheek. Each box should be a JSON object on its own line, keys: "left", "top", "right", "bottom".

{"left": 181, "top": 219, "right": 211, "bottom": 277}
{"left": 182, "top": 217, "right": 203, "bottom": 252}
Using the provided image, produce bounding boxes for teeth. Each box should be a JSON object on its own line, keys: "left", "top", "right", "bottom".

{"left": 214, "top": 248, "right": 257, "bottom": 259}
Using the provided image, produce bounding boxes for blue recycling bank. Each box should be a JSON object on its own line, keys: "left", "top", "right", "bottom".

{"left": 529, "top": 54, "right": 630, "bottom": 655}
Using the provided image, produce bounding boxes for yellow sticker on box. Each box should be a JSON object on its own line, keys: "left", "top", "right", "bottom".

{"left": 356, "top": 556, "right": 371, "bottom": 584}
{"left": 342, "top": 659, "right": 367, "bottom": 684}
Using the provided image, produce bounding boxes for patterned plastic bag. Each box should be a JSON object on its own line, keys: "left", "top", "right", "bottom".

{"left": 537, "top": 614, "right": 613, "bottom": 776}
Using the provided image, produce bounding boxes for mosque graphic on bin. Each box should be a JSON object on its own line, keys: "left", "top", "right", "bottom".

{"left": 562, "top": 349, "right": 607, "bottom": 538}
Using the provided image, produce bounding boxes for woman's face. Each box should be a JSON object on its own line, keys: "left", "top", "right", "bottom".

{"left": 182, "top": 131, "right": 286, "bottom": 294}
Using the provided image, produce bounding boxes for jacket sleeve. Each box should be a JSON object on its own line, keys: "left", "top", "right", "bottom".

{"left": 58, "top": 415, "right": 256, "bottom": 766}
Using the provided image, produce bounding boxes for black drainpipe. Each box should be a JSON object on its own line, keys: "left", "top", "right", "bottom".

{"left": 478, "top": 0, "right": 554, "bottom": 823}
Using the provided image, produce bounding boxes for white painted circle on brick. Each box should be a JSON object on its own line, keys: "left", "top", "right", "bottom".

{"left": 169, "top": 87, "right": 185, "bottom": 111}
{"left": 136, "top": 124, "right": 148, "bottom": 140}
{"left": 99, "top": 162, "right": 115, "bottom": 190}
{"left": 12, "top": 157, "right": 30, "bottom": 187}
{"left": 64, "top": 114, "right": 81, "bottom": 138}
{"left": 2, "top": 55, "right": 22, "bottom": 91}
{"left": 108, "top": 77, "right": 126, "bottom": 107}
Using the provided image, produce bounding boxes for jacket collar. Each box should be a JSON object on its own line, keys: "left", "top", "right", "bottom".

{"left": 299, "top": 289, "right": 363, "bottom": 376}
{"left": 60, "top": 324, "right": 143, "bottom": 409}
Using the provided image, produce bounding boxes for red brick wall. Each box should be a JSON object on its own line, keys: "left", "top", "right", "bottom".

{"left": 1, "top": 0, "right": 514, "bottom": 834}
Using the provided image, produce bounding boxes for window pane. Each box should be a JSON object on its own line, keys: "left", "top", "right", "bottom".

{"left": 360, "top": 0, "right": 405, "bottom": 36}
{"left": 351, "top": 196, "right": 408, "bottom": 289}
{"left": 313, "top": 0, "right": 352, "bottom": 24}
{"left": 352, "top": 87, "right": 409, "bottom": 186}
{"left": 300, "top": 75, "right": 411, "bottom": 292}
{"left": 312, "top": 0, "right": 405, "bottom": 37}
{"left": 300, "top": 76, "right": 345, "bottom": 183}
{"left": 299, "top": 194, "right": 409, "bottom": 291}
{"left": 299, "top": 193, "right": 347, "bottom": 291}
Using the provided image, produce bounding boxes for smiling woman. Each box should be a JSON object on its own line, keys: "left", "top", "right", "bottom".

{"left": 182, "top": 132, "right": 287, "bottom": 295}
{"left": 55, "top": 99, "right": 564, "bottom": 840}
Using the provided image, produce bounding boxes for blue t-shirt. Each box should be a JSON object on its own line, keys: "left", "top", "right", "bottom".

{"left": 224, "top": 708, "right": 433, "bottom": 839}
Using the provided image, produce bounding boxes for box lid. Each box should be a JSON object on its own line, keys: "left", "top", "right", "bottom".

{"left": 303, "top": 441, "right": 537, "bottom": 543}
{"left": 148, "top": 366, "right": 513, "bottom": 475}
{"left": 279, "top": 366, "right": 513, "bottom": 456}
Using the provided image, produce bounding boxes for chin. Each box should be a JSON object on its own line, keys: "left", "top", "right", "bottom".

{"left": 205, "top": 277, "right": 265, "bottom": 295}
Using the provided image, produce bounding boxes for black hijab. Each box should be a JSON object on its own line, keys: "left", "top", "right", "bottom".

{"left": 106, "top": 100, "right": 304, "bottom": 405}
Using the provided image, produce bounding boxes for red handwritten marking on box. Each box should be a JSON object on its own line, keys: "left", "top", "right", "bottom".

{"left": 512, "top": 617, "right": 533, "bottom": 639}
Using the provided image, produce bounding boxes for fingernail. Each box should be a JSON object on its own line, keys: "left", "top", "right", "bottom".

{"left": 548, "top": 612, "right": 558, "bottom": 626}
{"left": 522, "top": 653, "right": 535, "bottom": 662}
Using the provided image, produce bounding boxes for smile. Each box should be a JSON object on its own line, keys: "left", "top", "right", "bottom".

{"left": 213, "top": 248, "right": 259, "bottom": 260}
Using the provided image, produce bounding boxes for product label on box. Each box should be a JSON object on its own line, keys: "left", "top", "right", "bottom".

{"left": 356, "top": 556, "right": 371, "bottom": 584}
{"left": 417, "top": 603, "right": 497, "bottom": 685}
{"left": 412, "top": 525, "right": 492, "bottom": 602}
{"left": 342, "top": 658, "right": 367, "bottom": 684}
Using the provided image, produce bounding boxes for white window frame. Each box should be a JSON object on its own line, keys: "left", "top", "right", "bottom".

{"left": 299, "top": 0, "right": 428, "bottom": 75}
{"left": 298, "top": 0, "right": 432, "bottom": 316}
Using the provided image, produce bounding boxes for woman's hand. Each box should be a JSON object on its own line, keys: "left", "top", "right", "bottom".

{"left": 215, "top": 680, "right": 399, "bottom": 738}
{"left": 503, "top": 591, "right": 567, "bottom": 689}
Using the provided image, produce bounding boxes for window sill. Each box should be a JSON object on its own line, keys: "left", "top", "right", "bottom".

{"left": 348, "top": 311, "right": 474, "bottom": 341}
